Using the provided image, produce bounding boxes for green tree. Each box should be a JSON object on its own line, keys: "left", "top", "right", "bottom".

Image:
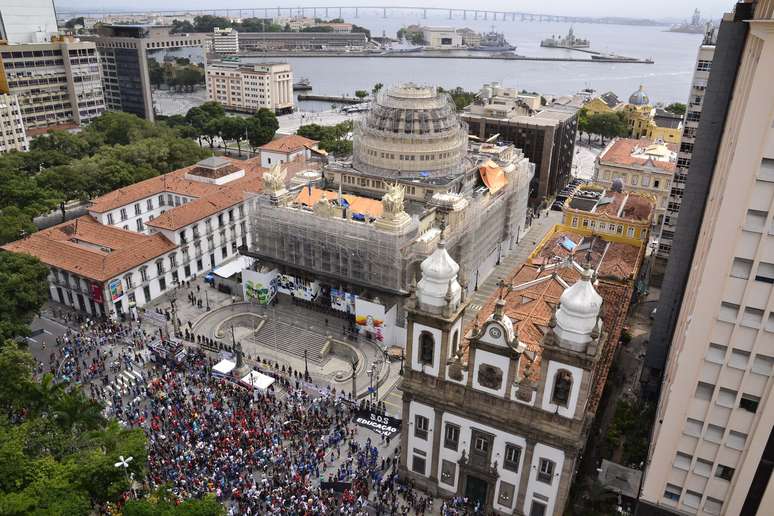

{"left": 170, "top": 19, "right": 195, "bottom": 33}
{"left": 0, "top": 252, "right": 48, "bottom": 341}
{"left": 220, "top": 117, "right": 247, "bottom": 156}
{"left": 577, "top": 108, "right": 591, "bottom": 144}
{"left": 301, "top": 25, "right": 334, "bottom": 33}
{"left": 148, "top": 58, "right": 165, "bottom": 89}
{"left": 587, "top": 112, "right": 628, "bottom": 143}
{"left": 203, "top": 119, "right": 223, "bottom": 149}
{"left": 64, "top": 17, "right": 85, "bottom": 29}
{"left": 437, "top": 86, "right": 476, "bottom": 111}
{"left": 30, "top": 131, "right": 92, "bottom": 160}
{"left": 354, "top": 90, "right": 369, "bottom": 100}
{"left": 192, "top": 15, "right": 232, "bottom": 33}
{"left": 124, "top": 488, "right": 224, "bottom": 515}
{"left": 372, "top": 83, "right": 384, "bottom": 96}
{"left": 0, "top": 208, "right": 38, "bottom": 246}
{"left": 665, "top": 102, "right": 686, "bottom": 116}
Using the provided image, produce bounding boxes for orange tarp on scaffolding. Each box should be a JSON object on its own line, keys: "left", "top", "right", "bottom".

{"left": 295, "top": 187, "right": 384, "bottom": 218}
{"left": 479, "top": 160, "right": 508, "bottom": 194}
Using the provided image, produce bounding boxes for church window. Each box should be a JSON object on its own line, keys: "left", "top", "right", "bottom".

{"left": 451, "top": 330, "right": 459, "bottom": 356}
{"left": 419, "top": 331, "right": 434, "bottom": 366}
{"left": 552, "top": 369, "right": 573, "bottom": 407}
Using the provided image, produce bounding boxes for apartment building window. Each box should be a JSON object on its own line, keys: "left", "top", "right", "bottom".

{"left": 718, "top": 302, "right": 739, "bottom": 323}
{"left": 730, "top": 258, "right": 753, "bottom": 279}
{"left": 504, "top": 444, "right": 522, "bottom": 473}
{"left": 715, "top": 464, "right": 735, "bottom": 481}
{"left": 752, "top": 355, "right": 774, "bottom": 376}
{"left": 674, "top": 452, "right": 691, "bottom": 470}
{"left": 529, "top": 501, "right": 547, "bottom": 516}
{"left": 727, "top": 431, "right": 748, "bottom": 450}
{"left": 741, "top": 307, "right": 764, "bottom": 328}
{"left": 744, "top": 209, "right": 768, "bottom": 232}
{"left": 755, "top": 262, "right": 774, "bottom": 283}
{"left": 498, "top": 481, "right": 515, "bottom": 508}
{"left": 695, "top": 381, "right": 714, "bottom": 401}
{"left": 704, "top": 498, "right": 723, "bottom": 515}
{"left": 697, "top": 59, "right": 712, "bottom": 71}
{"left": 537, "top": 458, "right": 555, "bottom": 484}
{"left": 414, "top": 415, "right": 429, "bottom": 440}
{"left": 221, "top": 246, "right": 228, "bottom": 259}
{"left": 136, "top": 218, "right": 144, "bottom": 232}
{"left": 663, "top": 484, "right": 681, "bottom": 502}
{"left": 156, "top": 260, "right": 165, "bottom": 276}
{"left": 120, "top": 208, "right": 128, "bottom": 221}
{"left": 238, "top": 204, "right": 245, "bottom": 218}
{"left": 146, "top": 198, "right": 153, "bottom": 211}
{"left": 107, "top": 213, "right": 114, "bottom": 224}
{"left": 717, "top": 388, "right": 736, "bottom": 408}
{"left": 169, "top": 253, "right": 177, "bottom": 268}
{"left": 159, "top": 194, "right": 165, "bottom": 206}
{"left": 685, "top": 417, "right": 704, "bottom": 437}
{"left": 218, "top": 213, "right": 225, "bottom": 227}
{"left": 444, "top": 423, "right": 460, "bottom": 450}
{"left": 134, "top": 203, "right": 141, "bottom": 216}
{"left": 729, "top": 349, "right": 750, "bottom": 370}
{"left": 158, "top": 277, "right": 166, "bottom": 291}
{"left": 441, "top": 459, "right": 456, "bottom": 486}
{"left": 683, "top": 491, "right": 701, "bottom": 509}
{"left": 705, "top": 424, "right": 724, "bottom": 443}
{"left": 205, "top": 219, "right": 212, "bottom": 232}
{"left": 139, "top": 267, "right": 148, "bottom": 282}
{"left": 694, "top": 458, "right": 713, "bottom": 477}
{"left": 740, "top": 394, "right": 760, "bottom": 413}
{"left": 124, "top": 273, "right": 133, "bottom": 289}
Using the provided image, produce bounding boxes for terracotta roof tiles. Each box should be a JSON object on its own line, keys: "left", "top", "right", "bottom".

{"left": 259, "top": 134, "right": 318, "bottom": 153}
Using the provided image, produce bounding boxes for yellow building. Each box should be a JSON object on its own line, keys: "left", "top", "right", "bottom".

{"left": 645, "top": 109, "right": 683, "bottom": 145}
{"left": 583, "top": 91, "right": 623, "bottom": 116}
{"left": 561, "top": 183, "right": 656, "bottom": 243}
{"left": 593, "top": 138, "right": 677, "bottom": 226}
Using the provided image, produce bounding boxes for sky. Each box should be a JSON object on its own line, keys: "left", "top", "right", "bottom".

{"left": 55, "top": 0, "right": 734, "bottom": 21}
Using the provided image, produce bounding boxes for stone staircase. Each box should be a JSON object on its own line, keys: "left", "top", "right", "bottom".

{"left": 251, "top": 317, "right": 329, "bottom": 364}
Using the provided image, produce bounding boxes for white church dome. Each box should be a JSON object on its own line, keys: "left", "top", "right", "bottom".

{"left": 554, "top": 268, "right": 603, "bottom": 352}
{"left": 417, "top": 241, "right": 461, "bottom": 314}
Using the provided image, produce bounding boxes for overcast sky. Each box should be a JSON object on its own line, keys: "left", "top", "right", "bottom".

{"left": 56, "top": 0, "right": 734, "bottom": 20}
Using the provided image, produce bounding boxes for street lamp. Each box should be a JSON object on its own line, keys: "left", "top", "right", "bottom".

{"left": 205, "top": 289, "right": 210, "bottom": 311}
{"left": 114, "top": 455, "right": 135, "bottom": 498}
{"left": 304, "top": 349, "right": 309, "bottom": 380}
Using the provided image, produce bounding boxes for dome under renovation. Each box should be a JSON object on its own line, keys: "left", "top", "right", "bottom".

{"left": 352, "top": 83, "right": 468, "bottom": 180}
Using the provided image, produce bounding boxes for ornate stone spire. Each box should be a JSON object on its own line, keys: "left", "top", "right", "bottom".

{"left": 416, "top": 239, "right": 461, "bottom": 315}
{"left": 553, "top": 267, "right": 603, "bottom": 353}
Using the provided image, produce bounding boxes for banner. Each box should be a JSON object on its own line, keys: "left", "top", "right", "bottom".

{"left": 90, "top": 283, "right": 104, "bottom": 304}
{"left": 276, "top": 273, "right": 320, "bottom": 301}
{"left": 320, "top": 481, "right": 352, "bottom": 493}
{"left": 354, "top": 410, "right": 401, "bottom": 438}
{"left": 330, "top": 288, "right": 356, "bottom": 313}
{"left": 355, "top": 298, "right": 385, "bottom": 342}
{"left": 243, "top": 268, "right": 278, "bottom": 305}
{"left": 108, "top": 278, "right": 124, "bottom": 302}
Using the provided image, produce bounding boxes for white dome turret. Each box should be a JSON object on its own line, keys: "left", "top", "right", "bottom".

{"left": 554, "top": 268, "right": 603, "bottom": 352}
{"left": 417, "top": 240, "right": 461, "bottom": 315}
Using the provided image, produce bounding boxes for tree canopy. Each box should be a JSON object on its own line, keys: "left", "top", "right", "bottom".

{"left": 297, "top": 121, "right": 353, "bottom": 156}
{"left": 0, "top": 252, "right": 48, "bottom": 341}
{"left": 665, "top": 102, "right": 686, "bottom": 116}
{"left": 0, "top": 111, "right": 210, "bottom": 245}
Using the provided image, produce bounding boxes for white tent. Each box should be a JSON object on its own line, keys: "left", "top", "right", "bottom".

{"left": 212, "top": 359, "right": 236, "bottom": 377}
{"left": 213, "top": 256, "right": 252, "bottom": 279}
{"left": 240, "top": 370, "right": 275, "bottom": 391}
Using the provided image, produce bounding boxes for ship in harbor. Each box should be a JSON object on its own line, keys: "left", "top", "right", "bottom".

{"left": 470, "top": 30, "right": 516, "bottom": 52}
{"left": 668, "top": 9, "right": 706, "bottom": 34}
{"left": 293, "top": 78, "right": 312, "bottom": 91}
{"left": 540, "top": 27, "right": 590, "bottom": 49}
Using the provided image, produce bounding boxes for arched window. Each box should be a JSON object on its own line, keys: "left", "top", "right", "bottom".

{"left": 552, "top": 369, "right": 573, "bottom": 407}
{"left": 451, "top": 330, "right": 459, "bottom": 357}
{"left": 419, "top": 331, "right": 434, "bottom": 366}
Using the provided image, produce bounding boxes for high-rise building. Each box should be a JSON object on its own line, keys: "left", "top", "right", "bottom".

{"left": 211, "top": 27, "right": 239, "bottom": 55}
{"left": 0, "top": 0, "right": 58, "bottom": 44}
{"left": 638, "top": 2, "right": 774, "bottom": 516}
{"left": 0, "top": 36, "right": 105, "bottom": 132}
{"left": 205, "top": 61, "right": 293, "bottom": 115}
{"left": 0, "top": 93, "right": 28, "bottom": 153}
{"left": 462, "top": 83, "right": 580, "bottom": 207}
{"left": 658, "top": 26, "right": 718, "bottom": 259}
{"left": 86, "top": 25, "right": 207, "bottom": 121}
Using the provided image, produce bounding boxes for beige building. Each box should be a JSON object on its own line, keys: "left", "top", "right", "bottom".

{"left": 639, "top": 2, "right": 774, "bottom": 516}
{"left": 206, "top": 61, "right": 293, "bottom": 115}
{"left": 0, "top": 36, "right": 105, "bottom": 132}
{"left": 0, "top": 93, "right": 28, "bottom": 153}
{"left": 422, "top": 27, "right": 462, "bottom": 48}
{"left": 594, "top": 138, "right": 677, "bottom": 226}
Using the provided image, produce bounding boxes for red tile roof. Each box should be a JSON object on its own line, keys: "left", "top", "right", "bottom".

{"left": 2, "top": 216, "right": 176, "bottom": 283}
{"left": 599, "top": 138, "right": 677, "bottom": 172}
{"left": 88, "top": 157, "right": 263, "bottom": 214}
{"left": 259, "top": 134, "right": 318, "bottom": 153}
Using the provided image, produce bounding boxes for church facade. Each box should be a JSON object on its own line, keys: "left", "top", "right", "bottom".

{"left": 399, "top": 242, "right": 628, "bottom": 515}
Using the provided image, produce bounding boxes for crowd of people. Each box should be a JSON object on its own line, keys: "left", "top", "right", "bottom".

{"left": 36, "top": 309, "right": 488, "bottom": 515}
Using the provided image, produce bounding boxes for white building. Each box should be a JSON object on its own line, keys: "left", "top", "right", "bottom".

{"left": 3, "top": 156, "right": 264, "bottom": 319}
{"left": 0, "top": 93, "right": 28, "bottom": 153}
{"left": 206, "top": 61, "right": 293, "bottom": 114}
{"left": 399, "top": 235, "right": 633, "bottom": 515}
{"left": 0, "top": 0, "right": 58, "bottom": 44}
{"left": 212, "top": 27, "right": 239, "bottom": 54}
{"left": 422, "top": 27, "right": 462, "bottom": 48}
{"left": 258, "top": 134, "right": 319, "bottom": 168}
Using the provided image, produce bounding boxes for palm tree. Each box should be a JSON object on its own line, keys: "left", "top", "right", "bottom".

{"left": 52, "top": 389, "right": 105, "bottom": 433}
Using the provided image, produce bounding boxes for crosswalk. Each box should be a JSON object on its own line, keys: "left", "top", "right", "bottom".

{"left": 103, "top": 369, "right": 145, "bottom": 406}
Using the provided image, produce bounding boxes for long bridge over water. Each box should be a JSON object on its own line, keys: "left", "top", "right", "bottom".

{"left": 56, "top": 6, "right": 664, "bottom": 26}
